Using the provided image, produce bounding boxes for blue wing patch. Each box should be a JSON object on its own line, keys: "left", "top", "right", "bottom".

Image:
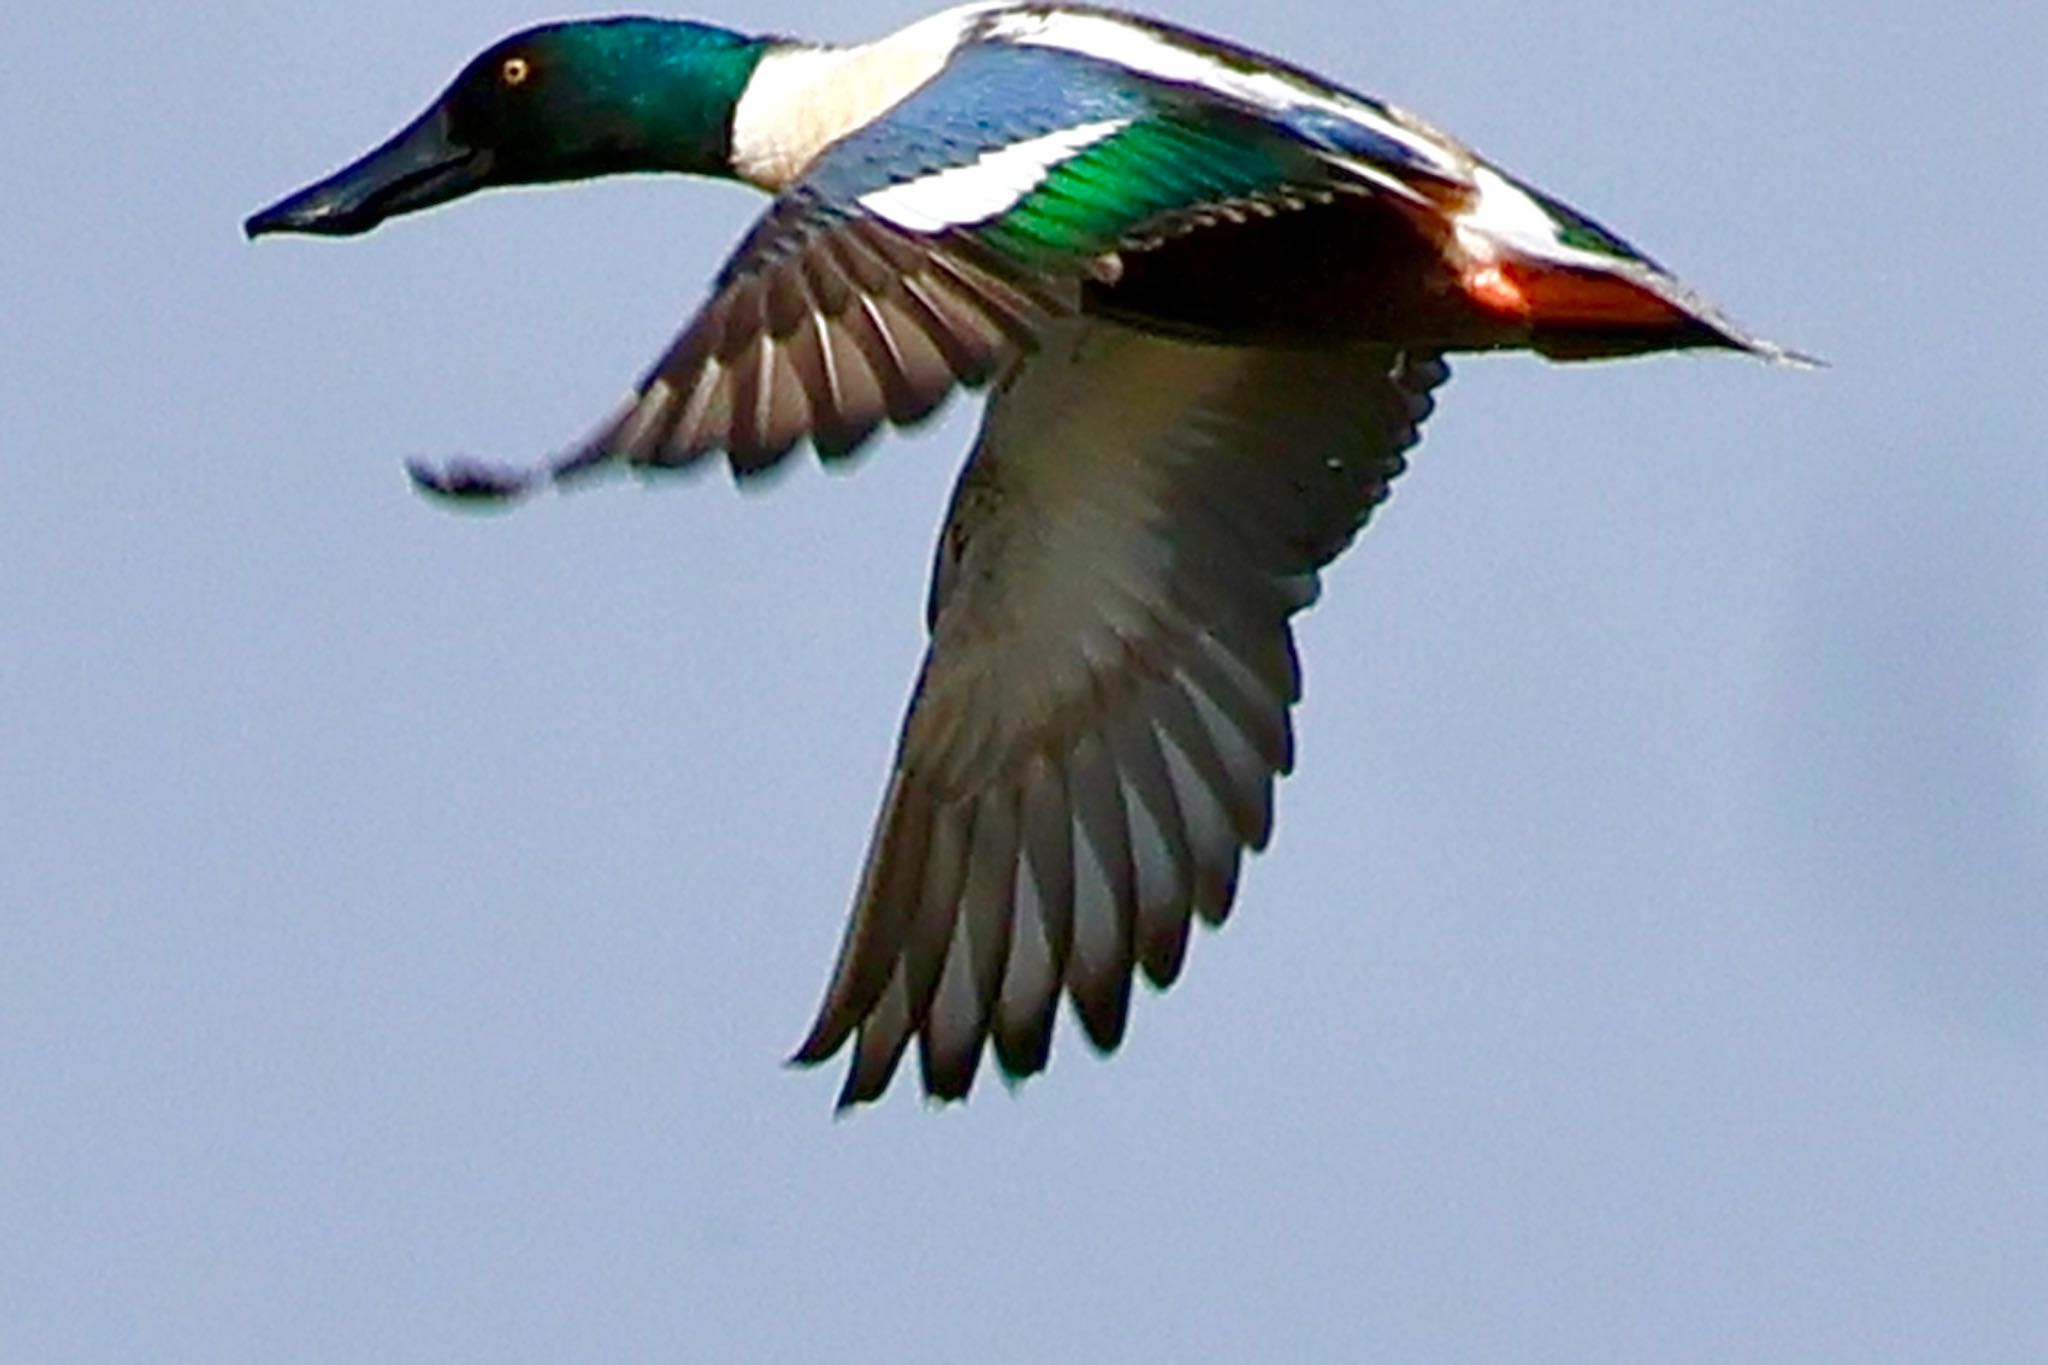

{"left": 801, "top": 43, "right": 1163, "bottom": 206}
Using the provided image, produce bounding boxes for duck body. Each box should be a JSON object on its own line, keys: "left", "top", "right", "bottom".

{"left": 725, "top": 4, "right": 1761, "bottom": 362}
{"left": 248, "top": 5, "right": 1796, "bottom": 1108}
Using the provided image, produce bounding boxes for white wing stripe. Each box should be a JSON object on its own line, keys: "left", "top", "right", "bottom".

{"left": 984, "top": 9, "right": 1459, "bottom": 180}
{"left": 858, "top": 118, "right": 1132, "bottom": 232}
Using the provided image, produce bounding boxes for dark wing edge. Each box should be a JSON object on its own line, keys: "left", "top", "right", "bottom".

{"left": 792, "top": 323, "right": 1450, "bottom": 1109}
{"left": 408, "top": 209, "right": 1074, "bottom": 502}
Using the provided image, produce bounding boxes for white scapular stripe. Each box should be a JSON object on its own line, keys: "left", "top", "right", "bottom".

{"left": 1453, "top": 164, "right": 1617, "bottom": 270}
{"left": 1463, "top": 166, "right": 1563, "bottom": 243}
{"left": 858, "top": 118, "right": 1132, "bottom": 232}
{"left": 984, "top": 9, "right": 1461, "bottom": 181}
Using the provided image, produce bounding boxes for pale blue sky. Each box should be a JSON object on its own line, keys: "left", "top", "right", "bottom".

{"left": 5, "top": 2, "right": 2045, "bottom": 1361}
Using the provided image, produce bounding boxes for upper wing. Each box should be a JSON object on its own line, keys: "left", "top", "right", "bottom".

{"left": 792, "top": 318, "right": 1450, "bottom": 1108}
{"left": 408, "top": 37, "right": 1430, "bottom": 501}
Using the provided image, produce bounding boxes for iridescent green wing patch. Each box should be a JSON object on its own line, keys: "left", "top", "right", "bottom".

{"left": 972, "top": 109, "right": 1327, "bottom": 265}
{"left": 1526, "top": 184, "right": 1658, "bottom": 265}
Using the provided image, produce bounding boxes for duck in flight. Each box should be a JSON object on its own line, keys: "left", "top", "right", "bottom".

{"left": 247, "top": 3, "right": 1798, "bottom": 1109}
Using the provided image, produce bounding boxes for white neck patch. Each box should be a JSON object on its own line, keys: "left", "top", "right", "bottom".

{"left": 730, "top": 5, "right": 1004, "bottom": 190}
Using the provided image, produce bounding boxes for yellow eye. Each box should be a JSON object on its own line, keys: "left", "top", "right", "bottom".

{"left": 500, "top": 56, "right": 531, "bottom": 87}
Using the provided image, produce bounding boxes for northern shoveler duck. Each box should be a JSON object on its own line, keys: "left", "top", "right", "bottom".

{"left": 248, "top": 4, "right": 1798, "bottom": 1109}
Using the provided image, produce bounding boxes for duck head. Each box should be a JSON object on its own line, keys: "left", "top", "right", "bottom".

{"left": 246, "top": 18, "right": 766, "bottom": 238}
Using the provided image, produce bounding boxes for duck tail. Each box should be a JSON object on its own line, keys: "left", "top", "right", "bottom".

{"left": 1466, "top": 251, "right": 1816, "bottom": 365}
{"left": 1444, "top": 166, "right": 1817, "bottom": 365}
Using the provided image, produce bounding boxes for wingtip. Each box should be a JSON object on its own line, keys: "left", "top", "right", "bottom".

{"left": 404, "top": 456, "right": 541, "bottom": 506}
{"left": 1755, "top": 340, "right": 1827, "bottom": 370}
{"left": 1710, "top": 316, "right": 1822, "bottom": 369}
{"left": 785, "top": 1024, "right": 842, "bottom": 1071}
{"left": 783, "top": 1037, "right": 866, "bottom": 1117}
{"left": 993, "top": 1048, "right": 1049, "bottom": 1098}
{"left": 836, "top": 1060, "right": 890, "bottom": 1112}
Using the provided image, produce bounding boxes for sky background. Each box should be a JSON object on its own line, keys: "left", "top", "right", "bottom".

{"left": 5, "top": 1, "right": 2045, "bottom": 1360}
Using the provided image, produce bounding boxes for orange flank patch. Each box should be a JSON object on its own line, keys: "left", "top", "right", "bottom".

{"left": 1463, "top": 258, "right": 1690, "bottom": 332}
{"left": 1461, "top": 264, "right": 1531, "bottom": 317}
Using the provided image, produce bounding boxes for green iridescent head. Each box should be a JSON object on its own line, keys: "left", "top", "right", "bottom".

{"left": 246, "top": 18, "right": 766, "bottom": 238}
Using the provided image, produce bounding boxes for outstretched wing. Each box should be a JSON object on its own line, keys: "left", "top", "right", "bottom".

{"left": 409, "top": 37, "right": 1436, "bottom": 500}
{"left": 792, "top": 319, "right": 1450, "bottom": 1108}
